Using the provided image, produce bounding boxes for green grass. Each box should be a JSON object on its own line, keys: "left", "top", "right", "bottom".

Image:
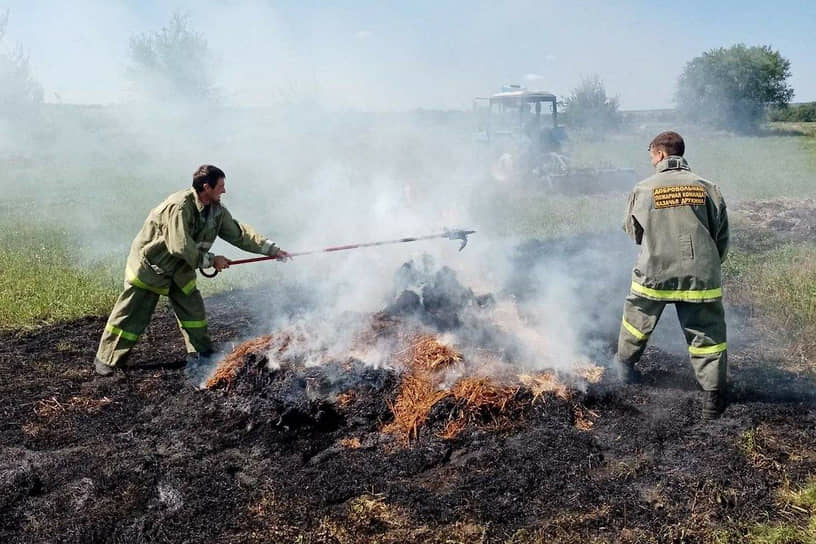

{"left": 570, "top": 128, "right": 816, "bottom": 200}
{"left": 724, "top": 244, "right": 816, "bottom": 330}
{"left": 0, "top": 224, "right": 120, "bottom": 329}
{"left": 480, "top": 191, "right": 623, "bottom": 238}
{"left": 0, "top": 221, "right": 281, "bottom": 330}
{"left": 767, "top": 121, "right": 816, "bottom": 137}
{"left": 713, "top": 478, "right": 816, "bottom": 544}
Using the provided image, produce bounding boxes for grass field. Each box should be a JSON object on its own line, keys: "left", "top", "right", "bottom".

{"left": 2, "top": 115, "right": 816, "bottom": 331}
{"left": 570, "top": 128, "right": 816, "bottom": 199}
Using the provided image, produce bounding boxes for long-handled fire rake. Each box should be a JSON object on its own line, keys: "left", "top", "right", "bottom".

{"left": 199, "top": 228, "right": 476, "bottom": 278}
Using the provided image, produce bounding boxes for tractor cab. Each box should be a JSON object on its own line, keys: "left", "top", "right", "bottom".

{"left": 473, "top": 86, "right": 566, "bottom": 152}
{"left": 473, "top": 84, "right": 635, "bottom": 193}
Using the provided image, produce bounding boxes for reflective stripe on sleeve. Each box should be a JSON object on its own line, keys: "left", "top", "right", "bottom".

{"left": 631, "top": 282, "right": 722, "bottom": 301}
{"left": 261, "top": 240, "right": 274, "bottom": 254}
{"left": 689, "top": 342, "right": 727, "bottom": 356}
{"left": 621, "top": 317, "right": 648, "bottom": 341}
{"left": 180, "top": 320, "right": 207, "bottom": 329}
{"left": 181, "top": 279, "right": 197, "bottom": 295}
{"left": 105, "top": 323, "right": 140, "bottom": 342}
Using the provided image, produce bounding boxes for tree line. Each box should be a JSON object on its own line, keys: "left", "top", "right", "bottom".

{"left": 558, "top": 44, "right": 802, "bottom": 134}
{"left": 0, "top": 9, "right": 811, "bottom": 133}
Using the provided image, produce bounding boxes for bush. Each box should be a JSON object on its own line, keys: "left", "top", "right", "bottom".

{"left": 768, "top": 102, "right": 816, "bottom": 123}
{"left": 676, "top": 44, "right": 793, "bottom": 132}
{"left": 563, "top": 76, "right": 622, "bottom": 135}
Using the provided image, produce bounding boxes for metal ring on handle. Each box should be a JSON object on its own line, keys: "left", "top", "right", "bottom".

{"left": 199, "top": 268, "right": 218, "bottom": 278}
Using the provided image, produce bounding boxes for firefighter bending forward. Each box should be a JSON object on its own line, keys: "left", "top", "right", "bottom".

{"left": 615, "top": 131, "right": 729, "bottom": 420}
{"left": 94, "top": 165, "right": 290, "bottom": 376}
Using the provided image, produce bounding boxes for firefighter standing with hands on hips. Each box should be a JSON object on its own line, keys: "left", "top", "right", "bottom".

{"left": 94, "top": 165, "right": 290, "bottom": 376}
{"left": 615, "top": 131, "right": 730, "bottom": 420}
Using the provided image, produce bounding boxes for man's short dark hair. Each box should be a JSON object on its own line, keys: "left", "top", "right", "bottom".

{"left": 192, "top": 165, "right": 225, "bottom": 192}
{"left": 649, "top": 131, "right": 685, "bottom": 156}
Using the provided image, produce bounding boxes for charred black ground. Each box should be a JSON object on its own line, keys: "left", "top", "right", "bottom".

{"left": 1, "top": 234, "right": 815, "bottom": 544}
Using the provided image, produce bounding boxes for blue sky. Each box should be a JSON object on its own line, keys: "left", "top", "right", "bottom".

{"left": 3, "top": 0, "right": 814, "bottom": 110}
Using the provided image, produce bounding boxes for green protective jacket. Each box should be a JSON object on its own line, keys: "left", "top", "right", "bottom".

{"left": 623, "top": 156, "right": 729, "bottom": 302}
{"left": 125, "top": 188, "right": 280, "bottom": 296}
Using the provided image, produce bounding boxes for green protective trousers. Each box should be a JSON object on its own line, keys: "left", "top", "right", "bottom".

{"left": 617, "top": 293, "right": 727, "bottom": 391}
{"left": 95, "top": 280, "right": 212, "bottom": 368}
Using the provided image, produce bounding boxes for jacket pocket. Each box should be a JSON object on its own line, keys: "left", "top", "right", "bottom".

{"left": 679, "top": 234, "right": 694, "bottom": 260}
{"left": 173, "top": 267, "right": 198, "bottom": 296}
{"left": 142, "top": 240, "right": 171, "bottom": 274}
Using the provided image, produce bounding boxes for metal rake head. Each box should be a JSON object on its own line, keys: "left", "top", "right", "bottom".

{"left": 445, "top": 229, "right": 477, "bottom": 251}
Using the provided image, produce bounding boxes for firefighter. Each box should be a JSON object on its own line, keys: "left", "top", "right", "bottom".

{"left": 94, "top": 165, "right": 290, "bottom": 376}
{"left": 615, "top": 131, "right": 729, "bottom": 420}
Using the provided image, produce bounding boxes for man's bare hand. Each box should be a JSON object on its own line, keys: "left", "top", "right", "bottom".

{"left": 213, "top": 256, "right": 231, "bottom": 271}
{"left": 275, "top": 250, "right": 292, "bottom": 262}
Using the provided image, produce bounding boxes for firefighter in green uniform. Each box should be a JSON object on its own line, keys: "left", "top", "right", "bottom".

{"left": 94, "top": 165, "right": 290, "bottom": 376}
{"left": 615, "top": 131, "right": 729, "bottom": 419}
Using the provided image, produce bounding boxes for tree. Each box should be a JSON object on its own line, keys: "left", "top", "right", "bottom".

{"left": 563, "top": 76, "right": 621, "bottom": 135}
{"left": 128, "top": 12, "right": 215, "bottom": 104}
{"left": 676, "top": 44, "right": 793, "bottom": 132}
{"left": 0, "top": 10, "right": 44, "bottom": 119}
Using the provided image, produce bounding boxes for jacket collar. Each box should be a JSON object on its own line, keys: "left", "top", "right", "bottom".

{"left": 655, "top": 155, "right": 690, "bottom": 173}
{"left": 189, "top": 188, "right": 206, "bottom": 212}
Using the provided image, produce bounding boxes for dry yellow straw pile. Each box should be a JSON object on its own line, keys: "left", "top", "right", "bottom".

{"left": 385, "top": 334, "right": 463, "bottom": 440}
{"left": 450, "top": 377, "right": 519, "bottom": 415}
{"left": 386, "top": 335, "right": 604, "bottom": 441}
{"left": 386, "top": 373, "right": 451, "bottom": 440}
{"left": 386, "top": 335, "right": 531, "bottom": 441}
{"left": 518, "top": 373, "right": 570, "bottom": 402}
{"left": 440, "top": 377, "right": 523, "bottom": 438}
{"left": 396, "top": 333, "right": 463, "bottom": 370}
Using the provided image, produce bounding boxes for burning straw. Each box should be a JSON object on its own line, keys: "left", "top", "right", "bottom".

{"left": 386, "top": 373, "right": 451, "bottom": 440}
{"left": 206, "top": 335, "right": 274, "bottom": 389}
{"left": 205, "top": 333, "right": 300, "bottom": 389}
{"left": 385, "top": 335, "right": 554, "bottom": 441}
{"left": 204, "top": 315, "right": 605, "bottom": 441}
{"left": 385, "top": 335, "right": 463, "bottom": 439}
{"left": 384, "top": 334, "right": 605, "bottom": 441}
{"left": 396, "top": 333, "right": 462, "bottom": 371}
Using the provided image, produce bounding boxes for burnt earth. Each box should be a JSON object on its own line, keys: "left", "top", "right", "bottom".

{"left": 730, "top": 198, "right": 816, "bottom": 251}
{"left": 2, "top": 235, "right": 816, "bottom": 544}
{"left": 1, "top": 298, "right": 815, "bottom": 543}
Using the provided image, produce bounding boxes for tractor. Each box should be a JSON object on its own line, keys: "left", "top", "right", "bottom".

{"left": 473, "top": 85, "right": 635, "bottom": 194}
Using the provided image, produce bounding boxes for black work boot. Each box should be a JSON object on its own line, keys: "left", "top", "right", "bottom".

{"left": 185, "top": 349, "right": 215, "bottom": 366}
{"left": 185, "top": 350, "right": 216, "bottom": 384}
{"left": 94, "top": 357, "right": 115, "bottom": 376}
{"left": 613, "top": 359, "right": 643, "bottom": 385}
{"left": 702, "top": 389, "right": 727, "bottom": 420}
